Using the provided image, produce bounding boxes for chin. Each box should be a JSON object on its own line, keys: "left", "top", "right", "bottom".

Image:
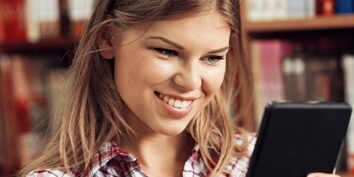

{"left": 156, "top": 124, "right": 188, "bottom": 136}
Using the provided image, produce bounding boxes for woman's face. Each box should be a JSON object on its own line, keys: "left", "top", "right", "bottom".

{"left": 106, "top": 11, "right": 231, "bottom": 136}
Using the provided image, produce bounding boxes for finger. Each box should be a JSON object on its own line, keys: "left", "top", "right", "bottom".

{"left": 307, "top": 173, "right": 341, "bottom": 177}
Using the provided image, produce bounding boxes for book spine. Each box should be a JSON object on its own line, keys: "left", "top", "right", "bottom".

{"left": 245, "top": 0, "right": 320, "bottom": 21}
{"left": 282, "top": 54, "right": 307, "bottom": 101}
{"left": 263, "top": 0, "right": 276, "bottom": 21}
{"left": 67, "top": 0, "right": 93, "bottom": 37}
{"left": 286, "top": 0, "right": 305, "bottom": 19}
{"left": 37, "top": 0, "right": 59, "bottom": 39}
{"left": 306, "top": 0, "right": 317, "bottom": 18}
{"left": 342, "top": 54, "right": 354, "bottom": 175}
{"left": 335, "top": 0, "right": 354, "bottom": 14}
{"left": 0, "top": 55, "right": 21, "bottom": 176}
{"left": 25, "top": 0, "right": 40, "bottom": 43}
{"left": 304, "top": 55, "right": 338, "bottom": 101}
{"left": 0, "top": 0, "right": 4, "bottom": 43}
{"left": 252, "top": 40, "right": 293, "bottom": 127}
{"left": 318, "top": 0, "right": 336, "bottom": 16}
{"left": 272, "top": 0, "right": 287, "bottom": 20}
{"left": 251, "top": 41, "right": 264, "bottom": 126}
{"left": 0, "top": 55, "right": 4, "bottom": 173}
{"left": 246, "top": 0, "right": 263, "bottom": 22}
{"left": 3, "top": 0, "right": 27, "bottom": 42}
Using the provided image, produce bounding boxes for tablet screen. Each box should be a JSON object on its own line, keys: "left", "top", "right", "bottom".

{"left": 246, "top": 102, "right": 352, "bottom": 177}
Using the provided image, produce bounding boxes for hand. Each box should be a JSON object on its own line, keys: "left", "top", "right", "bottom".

{"left": 307, "top": 173, "right": 341, "bottom": 177}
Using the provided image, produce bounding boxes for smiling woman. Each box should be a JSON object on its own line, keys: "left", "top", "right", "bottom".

{"left": 100, "top": 11, "right": 230, "bottom": 139}
{"left": 19, "top": 0, "right": 340, "bottom": 177}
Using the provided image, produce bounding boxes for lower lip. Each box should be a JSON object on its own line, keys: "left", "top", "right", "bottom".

{"left": 155, "top": 95, "right": 193, "bottom": 118}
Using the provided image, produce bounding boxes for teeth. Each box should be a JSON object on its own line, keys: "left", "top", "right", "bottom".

{"left": 181, "top": 101, "right": 189, "bottom": 107}
{"left": 157, "top": 92, "right": 193, "bottom": 109}
{"left": 168, "top": 98, "right": 174, "bottom": 106}
{"left": 174, "top": 100, "right": 182, "bottom": 108}
{"left": 163, "top": 95, "right": 169, "bottom": 102}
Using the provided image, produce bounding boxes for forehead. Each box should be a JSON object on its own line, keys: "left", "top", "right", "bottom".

{"left": 121, "top": 11, "right": 231, "bottom": 46}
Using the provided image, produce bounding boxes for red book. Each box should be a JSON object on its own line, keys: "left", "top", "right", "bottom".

{"left": 3, "top": 0, "right": 27, "bottom": 42}
{"left": 317, "top": 0, "right": 336, "bottom": 16}
{"left": 0, "top": 0, "right": 5, "bottom": 43}
{"left": 252, "top": 40, "right": 293, "bottom": 125}
{"left": 0, "top": 55, "right": 21, "bottom": 176}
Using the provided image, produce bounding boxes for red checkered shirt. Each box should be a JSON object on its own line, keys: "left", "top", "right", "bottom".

{"left": 27, "top": 134, "right": 256, "bottom": 177}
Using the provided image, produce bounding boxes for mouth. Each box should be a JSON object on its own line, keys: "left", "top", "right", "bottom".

{"left": 154, "top": 91, "right": 193, "bottom": 109}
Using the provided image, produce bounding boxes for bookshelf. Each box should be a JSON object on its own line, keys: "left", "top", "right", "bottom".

{"left": 0, "top": 39, "right": 73, "bottom": 177}
{"left": 0, "top": 0, "right": 91, "bottom": 176}
{"left": 245, "top": 14, "right": 354, "bottom": 33}
{"left": 241, "top": 0, "right": 354, "bottom": 129}
{"left": 0, "top": 38, "right": 75, "bottom": 54}
{"left": 241, "top": 1, "right": 354, "bottom": 176}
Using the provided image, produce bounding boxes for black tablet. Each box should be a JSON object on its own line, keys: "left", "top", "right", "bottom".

{"left": 246, "top": 101, "right": 352, "bottom": 177}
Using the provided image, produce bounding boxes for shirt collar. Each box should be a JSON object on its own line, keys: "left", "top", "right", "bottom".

{"left": 88, "top": 140, "right": 200, "bottom": 176}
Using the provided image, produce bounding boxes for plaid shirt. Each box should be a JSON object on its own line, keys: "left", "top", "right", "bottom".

{"left": 27, "top": 134, "right": 256, "bottom": 177}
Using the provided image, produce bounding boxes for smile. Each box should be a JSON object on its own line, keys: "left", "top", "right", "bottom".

{"left": 154, "top": 91, "right": 193, "bottom": 109}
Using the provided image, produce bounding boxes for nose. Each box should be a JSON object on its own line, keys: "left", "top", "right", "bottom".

{"left": 172, "top": 62, "right": 201, "bottom": 91}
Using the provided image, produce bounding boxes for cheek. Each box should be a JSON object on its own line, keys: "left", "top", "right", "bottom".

{"left": 115, "top": 55, "right": 176, "bottom": 89}
{"left": 202, "top": 65, "right": 226, "bottom": 95}
{"left": 137, "top": 61, "right": 176, "bottom": 84}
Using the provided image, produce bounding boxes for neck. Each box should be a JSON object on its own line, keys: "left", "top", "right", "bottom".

{"left": 121, "top": 131, "right": 195, "bottom": 176}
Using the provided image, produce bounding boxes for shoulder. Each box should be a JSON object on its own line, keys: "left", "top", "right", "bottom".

{"left": 24, "top": 141, "right": 125, "bottom": 177}
{"left": 26, "top": 169, "right": 74, "bottom": 177}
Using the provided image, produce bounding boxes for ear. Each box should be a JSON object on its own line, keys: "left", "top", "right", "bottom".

{"left": 98, "top": 24, "right": 115, "bottom": 60}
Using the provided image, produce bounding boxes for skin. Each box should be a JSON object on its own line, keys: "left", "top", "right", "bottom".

{"left": 99, "top": 9, "right": 341, "bottom": 177}
{"left": 307, "top": 173, "right": 341, "bottom": 177}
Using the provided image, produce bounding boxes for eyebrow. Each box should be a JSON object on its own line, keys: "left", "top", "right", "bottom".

{"left": 145, "top": 36, "right": 229, "bottom": 53}
{"left": 146, "top": 36, "right": 184, "bottom": 50}
{"left": 208, "top": 46, "right": 229, "bottom": 54}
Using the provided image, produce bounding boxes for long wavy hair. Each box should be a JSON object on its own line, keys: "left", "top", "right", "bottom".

{"left": 19, "top": 0, "right": 253, "bottom": 176}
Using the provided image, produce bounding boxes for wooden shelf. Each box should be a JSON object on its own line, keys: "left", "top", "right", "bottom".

{"left": 0, "top": 38, "right": 76, "bottom": 54}
{"left": 244, "top": 14, "right": 354, "bottom": 34}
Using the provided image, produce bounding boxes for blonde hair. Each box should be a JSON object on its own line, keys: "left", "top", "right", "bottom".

{"left": 19, "top": 0, "right": 253, "bottom": 176}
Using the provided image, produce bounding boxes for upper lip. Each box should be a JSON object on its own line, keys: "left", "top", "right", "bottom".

{"left": 155, "top": 91, "right": 199, "bottom": 101}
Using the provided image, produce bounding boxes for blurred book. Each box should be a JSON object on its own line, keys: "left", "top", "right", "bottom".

{"left": 0, "top": 0, "right": 4, "bottom": 43}
{"left": 282, "top": 53, "right": 307, "bottom": 101}
{"left": 25, "top": 0, "right": 61, "bottom": 42}
{"left": 0, "top": 55, "right": 20, "bottom": 177}
{"left": 245, "top": 0, "right": 354, "bottom": 21}
{"left": 0, "top": 0, "right": 95, "bottom": 42}
{"left": 246, "top": 0, "right": 317, "bottom": 21}
{"left": 0, "top": 55, "right": 58, "bottom": 174}
{"left": 336, "top": 0, "right": 354, "bottom": 14}
{"left": 2, "top": 0, "right": 27, "bottom": 42}
{"left": 304, "top": 55, "right": 338, "bottom": 101}
{"left": 342, "top": 54, "right": 354, "bottom": 175}
{"left": 317, "top": 0, "right": 336, "bottom": 16}
{"left": 67, "top": 0, "right": 93, "bottom": 38}
{"left": 251, "top": 40, "right": 292, "bottom": 127}
{"left": 46, "top": 68, "right": 67, "bottom": 121}
{"left": 251, "top": 40, "right": 343, "bottom": 128}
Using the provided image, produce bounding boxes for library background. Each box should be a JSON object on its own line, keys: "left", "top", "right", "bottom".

{"left": 0, "top": 0, "right": 354, "bottom": 176}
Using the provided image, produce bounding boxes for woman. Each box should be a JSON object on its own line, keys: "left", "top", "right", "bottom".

{"left": 20, "top": 0, "right": 340, "bottom": 176}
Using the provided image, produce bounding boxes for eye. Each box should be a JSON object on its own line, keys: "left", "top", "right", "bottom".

{"left": 153, "top": 48, "right": 178, "bottom": 57}
{"left": 202, "top": 55, "right": 225, "bottom": 65}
